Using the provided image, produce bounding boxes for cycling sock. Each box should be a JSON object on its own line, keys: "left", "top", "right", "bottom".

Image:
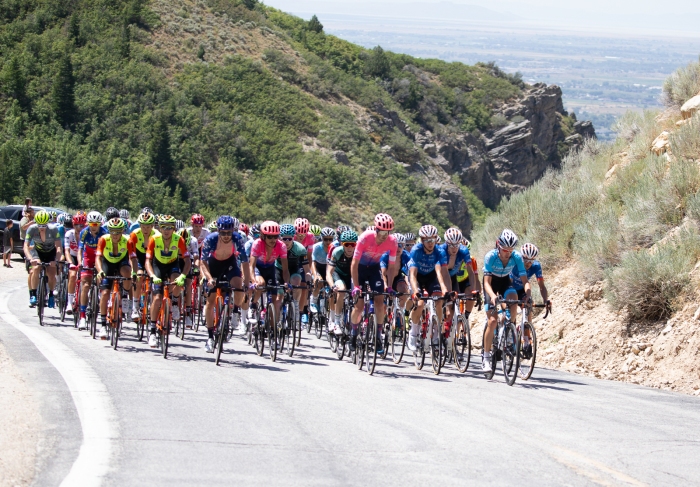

{"left": 186, "top": 306, "right": 192, "bottom": 316}
{"left": 149, "top": 323, "right": 156, "bottom": 334}
{"left": 208, "top": 328, "right": 214, "bottom": 339}
{"left": 334, "top": 315, "right": 341, "bottom": 325}
{"left": 30, "top": 289, "right": 37, "bottom": 297}
{"left": 100, "top": 315, "right": 106, "bottom": 327}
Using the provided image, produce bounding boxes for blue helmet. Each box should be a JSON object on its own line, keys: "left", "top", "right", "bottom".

{"left": 217, "top": 215, "right": 237, "bottom": 231}
{"left": 280, "top": 224, "right": 295, "bottom": 237}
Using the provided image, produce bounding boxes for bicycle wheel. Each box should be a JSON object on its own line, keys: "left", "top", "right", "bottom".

{"left": 391, "top": 312, "right": 406, "bottom": 364}
{"left": 519, "top": 323, "right": 537, "bottom": 380}
{"left": 37, "top": 274, "right": 46, "bottom": 326}
{"left": 112, "top": 293, "right": 121, "bottom": 351}
{"left": 454, "top": 315, "right": 471, "bottom": 373}
{"left": 174, "top": 303, "right": 181, "bottom": 339}
{"left": 414, "top": 330, "right": 426, "bottom": 371}
{"left": 161, "top": 301, "right": 170, "bottom": 359}
{"left": 502, "top": 322, "right": 520, "bottom": 386}
{"left": 254, "top": 318, "right": 264, "bottom": 356}
{"left": 286, "top": 304, "right": 296, "bottom": 357}
{"left": 136, "top": 296, "right": 147, "bottom": 341}
{"left": 72, "top": 296, "right": 79, "bottom": 328}
{"left": 430, "top": 316, "right": 442, "bottom": 375}
{"left": 335, "top": 334, "right": 345, "bottom": 359}
{"left": 266, "top": 303, "right": 277, "bottom": 362}
{"left": 215, "top": 309, "right": 227, "bottom": 366}
{"left": 481, "top": 325, "right": 497, "bottom": 380}
{"left": 59, "top": 275, "right": 68, "bottom": 322}
{"left": 366, "top": 315, "right": 378, "bottom": 375}
{"left": 356, "top": 329, "right": 364, "bottom": 371}
{"left": 89, "top": 286, "right": 99, "bottom": 339}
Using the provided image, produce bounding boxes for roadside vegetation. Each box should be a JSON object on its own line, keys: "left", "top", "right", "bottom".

{"left": 473, "top": 59, "right": 700, "bottom": 321}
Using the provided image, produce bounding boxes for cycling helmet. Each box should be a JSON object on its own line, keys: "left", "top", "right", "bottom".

{"left": 280, "top": 224, "right": 295, "bottom": 237}
{"left": 63, "top": 215, "right": 73, "bottom": 229}
{"left": 176, "top": 219, "right": 185, "bottom": 230}
{"left": 337, "top": 225, "right": 349, "bottom": 235}
{"left": 57, "top": 213, "right": 67, "bottom": 225}
{"left": 374, "top": 213, "right": 394, "bottom": 231}
{"left": 49, "top": 210, "right": 58, "bottom": 222}
{"left": 87, "top": 211, "right": 102, "bottom": 224}
{"left": 497, "top": 229, "right": 518, "bottom": 249}
{"left": 190, "top": 213, "right": 205, "bottom": 225}
{"left": 176, "top": 228, "right": 191, "bottom": 245}
{"left": 239, "top": 223, "right": 249, "bottom": 235}
{"left": 35, "top": 210, "right": 50, "bottom": 225}
{"left": 321, "top": 227, "right": 336, "bottom": 238}
{"left": 141, "top": 207, "right": 153, "bottom": 214}
{"left": 159, "top": 214, "right": 177, "bottom": 226}
{"left": 106, "top": 217, "right": 126, "bottom": 231}
{"left": 444, "top": 227, "right": 463, "bottom": 245}
{"left": 216, "top": 215, "right": 236, "bottom": 231}
{"left": 310, "top": 224, "right": 321, "bottom": 236}
{"left": 251, "top": 224, "right": 261, "bottom": 237}
{"left": 366, "top": 225, "right": 375, "bottom": 232}
{"left": 419, "top": 224, "right": 438, "bottom": 239}
{"left": 436, "top": 236, "right": 442, "bottom": 244}
{"left": 521, "top": 243, "right": 539, "bottom": 260}
{"left": 119, "top": 209, "right": 130, "bottom": 219}
{"left": 260, "top": 221, "right": 280, "bottom": 236}
{"left": 340, "top": 230, "right": 358, "bottom": 243}
{"left": 294, "top": 217, "right": 310, "bottom": 234}
{"left": 73, "top": 213, "right": 87, "bottom": 225}
{"left": 208, "top": 221, "right": 217, "bottom": 231}
{"left": 138, "top": 212, "right": 155, "bottom": 225}
{"left": 105, "top": 207, "right": 119, "bottom": 220}
{"left": 462, "top": 238, "right": 471, "bottom": 250}
{"left": 404, "top": 232, "right": 416, "bottom": 242}
{"left": 395, "top": 233, "right": 406, "bottom": 245}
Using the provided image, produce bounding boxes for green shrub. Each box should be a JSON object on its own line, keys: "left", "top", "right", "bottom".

{"left": 670, "top": 112, "right": 700, "bottom": 161}
{"left": 573, "top": 205, "right": 620, "bottom": 281}
{"left": 663, "top": 57, "right": 700, "bottom": 108}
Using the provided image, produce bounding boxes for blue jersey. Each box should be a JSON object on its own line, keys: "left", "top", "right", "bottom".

{"left": 511, "top": 261, "right": 543, "bottom": 290}
{"left": 483, "top": 249, "right": 526, "bottom": 278}
{"left": 200, "top": 232, "right": 248, "bottom": 264}
{"left": 79, "top": 226, "right": 108, "bottom": 251}
{"left": 129, "top": 222, "right": 140, "bottom": 233}
{"left": 440, "top": 243, "right": 471, "bottom": 277}
{"left": 380, "top": 249, "right": 410, "bottom": 274}
{"left": 408, "top": 243, "right": 447, "bottom": 275}
{"left": 57, "top": 225, "right": 66, "bottom": 242}
{"left": 244, "top": 239, "right": 254, "bottom": 262}
{"left": 312, "top": 242, "right": 330, "bottom": 264}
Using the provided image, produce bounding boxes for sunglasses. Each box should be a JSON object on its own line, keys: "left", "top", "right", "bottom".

{"left": 219, "top": 231, "right": 233, "bottom": 236}
{"left": 448, "top": 243, "right": 460, "bottom": 248}
{"left": 405, "top": 243, "right": 415, "bottom": 247}
{"left": 265, "top": 235, "right": 279, "bottom": 240}
{"left": 37, "top": 224, "right": 48, "bottom": 228}
{"left": 377, "top": 230, "right": 389, "bottom": 236}
{"left": 88, "top": 222, "right": 101, "bottom": 227}
{"left": 524, "top": 258, "right": 535, "bottom": 262}
{"left": 343, "top": 242, "right": 356, "bottom": 248}
{"left": 423, "top": 238, "right": 436, "bottom": 244}
{"left": 160, "top": 225, "right": 175, "bottom": 230}
{"left": 281, "top": 237, "right": 294, "bottom": 242}
{"left": 323, "top": 238, "right": 334, "bottom": 242}
{"left": 500, "top": 247, "right": 514, "bottom": 253}
{"left": 109, "top": 230, "right": 123, "bottom": 235}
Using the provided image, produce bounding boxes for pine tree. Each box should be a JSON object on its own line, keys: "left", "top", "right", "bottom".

{"left": 26, "top": 159, "right": 50, "bottom": 206}
{"left": 365, "top": 46, "right": 390, "bottom": 79}
{"left": 242, "top": 0, "right": 257, "bottom": 10}
{"left": 50, "top": 52, "right": 76, "bottom": 128}
{"left": 3, "top": 56, "right": 27, "bottom": 109}
{"left": 307, "top": 15, "right": 323, "bottom": 34}
{"left": 148, "top": 116, "right": 175, "bottom": 189}
{"left": 117, "top": 23, "right": 130, "bottom": 58}
{"left": 69, "top": 13, "right": 83, "bottom": 47}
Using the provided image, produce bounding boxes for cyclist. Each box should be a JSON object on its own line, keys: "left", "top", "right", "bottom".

{"left": 20, "top": 206, "right": 35, "bottom": 302}
{"left": 277, "top": 224, "right": 310, "bottom": 324}
{"left": 404, "top": 232, "right": 416, "bottom": 253}
{"left": 24, "top": 210, "right": 63, "bottom": 308}
{"left": 293, "top": 217, "right": 314, "bottom": 325}
{"left": 103, "top": 207, "right": 120, "bottom": 231}
{"left": 188, "top": 213, "right": 210, "bottom": 249}
{"left": 309, "top": 227, "right": 335, "bottom": 314}
{"left": 127, "top": 212, "right": 160, "bottom": 321}
{"left": 119, "top": 209, "right": 131, "bottom": 231}
{"left": 95, "top": 218, "right": 134, "bottom": 339}
{"left": 407, "top": 225, "right": 451, "bottom": 351}
{"left": 64, "top": 212, "right": 86, "bottom": 313}
{"left": 380, "top": 233, "right": 412, "bottom": 315}
{"left": 310, "top": 224, "right": 322, "bottom": 243}
{"left": 128, "top": 207, "right": 152, "bottom": 233}
{"left": 77, "top": 211, "right": 107, "bottom": 330}
{"left": 441, "top": 227, "right": 478, "bottom": 326}
{"left": 349, "top": 214, "right": 398, "bottom": 353}
{"left": 326, "top": 229, "right": 356, "bottom": 335}
{"left": 482, "top": 229, "right": 531, "bottom": 372}
{"left": 145, "top": 215, "right": 191, "bottom": 348}
{"left": 511, "top": 243, "right": 549, "bottom": 357}
{"left": 176, "top": 227, "right": 200, "bottom": 328}
{"left": 199, "top": 216, "right": 251, "bottom": 353}
{"left": 249, "top": 221, "right": 289, "bottom": 319}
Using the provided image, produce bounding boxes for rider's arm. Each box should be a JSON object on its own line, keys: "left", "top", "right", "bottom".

{"left": 326, "top": 257, "right": 336, "bottom": 288}
{"left": 435, "top": 263, "right": 449, "bottom": 294}
{"left": 350, "top": 257, "right": 359, "bottom": 291}
{"left": 380, "top": 265, "right": 389, "bottom": 288}
{"left": 483, "top": 275, "right": 497, "bottom": 303}
{"left": 409, "top": 267, "right": 419, "bottom": 296}
{"left": 281, "top": 257, "right": 291, "bottom": 284}
{"left": 23, "top": 237, "right": 33, "bottom": 262}
{"left": 466, "top": 264, "right": 476, "bottom": 292}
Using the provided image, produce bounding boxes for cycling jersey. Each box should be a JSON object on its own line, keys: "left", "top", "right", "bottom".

{"left": 57, "top": 225, "right": 66, "bottom": 242}
{"left": 96, "top": 234, "right": 130, "bottom": 264}
{"left": 298, "top": 232, "right": 315, "bottom": 251}
{"left": 456, "top": 258, "right": 478, "bottom": 283}
{"left": 184, "top": 237, "right": 198, "bottom": 260}
{"left": 200, "top": 232, "right": 247, "bottom": 264}
{"left": 380, "top": 249, "right": 410, "bottom": 274}
{"left": 249, "top": 238, "right": 287, "bottom": 268}
{"left": 276, "top": 241, "right": 308, "bottom": 272}
{"left": 25, "top": 224, "right": 61, "bottom": 252}
{"left": 79, "top": 227, "right": 108, "bottom": 252}
{"left": 328, "top": 246, "right": 352, "bottom": 277}
{"left": 312, "top": 242, "right": 330, "bottom": 264}
{"left": 353, "top": 230, "right": 397, "bottom": 266}
{"left": 482, "top": 249, "right": 526, "bottom": 278}
{"left": 244, "top": 239, "right": 254, "bottom": 262}
{"left": 408, "top": 243, "right": 447, "bottom": 275}
{"left": 440, "top": 243, "right": 472, "bottom": 277}
{"left": 511, "top": 261, "right": 543, "bottom": 290}
{"left": 64, "top": 229, "right": 79, "bottom": 257}
{"left": 128, "top": 228, "right": 161, "bottom": 255}
{"left": 146, "top": 234, "right": 189, "bottom": 265}
{"left": 326, "top": 240, "right": 340, "bottom": 260}
{"left": 187, "top": 227, "right": 210, "bottom": 249}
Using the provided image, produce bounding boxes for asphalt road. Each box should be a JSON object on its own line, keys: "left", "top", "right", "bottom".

{"left": 1, "top": 278, "right": 699, "bottom": 486}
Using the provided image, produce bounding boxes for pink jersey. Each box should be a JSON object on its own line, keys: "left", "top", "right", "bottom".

{"left": 298, "top": 232, "right": 315, "bottom": 250}
{"left": 353, "top": 230, "right": 398, "bottom": 266}
{"left": 250, "top": 238, "right": 287, "bottom": 268}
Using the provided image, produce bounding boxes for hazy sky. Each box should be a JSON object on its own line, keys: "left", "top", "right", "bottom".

{"left": 265, "top": 0, "right": 700, "bottom": 35}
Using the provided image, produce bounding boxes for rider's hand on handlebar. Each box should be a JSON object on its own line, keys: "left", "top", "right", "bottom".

{"left": 386, "top": 286, "right": 395, "bottom": 296}
{"left": 152, "top": 276, "right": 162, "bottom": 285}
{"left": 352, "top": 286, "right": 361, "bottom": 298}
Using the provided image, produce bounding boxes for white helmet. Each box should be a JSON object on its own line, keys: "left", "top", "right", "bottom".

{"left": 175, "top": 219, "right": 185, "bottom": 230}
{"left": 497, "top": 229, "right": 518, "bottom": 249}
{"left": 87, "top": 211, "right": 103, "bottom": 224}
{"left": 521, "top": 243, "right": 539, "bottom": 260}
{"left": 444, "top": 227, "right": 463, "bottom": 245}
{"left": 395, "top": 233, "right": 406, "bottom": 245}
{"left": 321, "top": 227, "right": 336, "bottom": 238}
{"left": 419, "top": 225, "right": 438, "bottom": 239}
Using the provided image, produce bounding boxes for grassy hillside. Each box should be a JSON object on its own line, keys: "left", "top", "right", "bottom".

{"left": 0, "top": 0, "right": 524, "bottom": 231}
{"left": 473, "top": 59, "right": 700, "bottom": 322}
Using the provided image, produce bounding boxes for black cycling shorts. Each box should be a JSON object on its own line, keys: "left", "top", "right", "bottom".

{"left": 205, "top": 255, "right": 241, "bottom": 295}
{"left": 357, "top": 264, "right": 384, "bottom": 293}
{"left": 36, "top": 247, "right": 57, "bottom": 264}
{"left": 450, "top": 274, "right": 470, "bottom": 294}
{"left": 151, "top": 260, "right": 181, "bottom": 295}
{"left": 100, "top": 257, "right": 131, "bottom": 290}
{"left": 484, "top": 275, "right": 516, "bottom": 310}
{"left": 416, "top": 269, "right": 441, "bottom": 295}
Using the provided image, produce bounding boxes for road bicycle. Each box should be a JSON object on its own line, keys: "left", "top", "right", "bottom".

{"left": 57, "top": 261, "right": 70, "bottom": 322}
{"left": 136, "top": 275, "right": 150, "bottom": 342}
{"left": 356, "top": 283, "right": 391, "bottom": 375}
{"left": 71, "top": 266, "right": 82, "bottom": 328}
{"left": 279, "top": 285, "right": 305, "bottom": 358}
{"left": 155, "top": 280, "right": 180, "bottom": 359}
{"left": 35, "top": 262, "right": 51, "bottom": 327}
{"left": 79, "top": 267, "right": 99, "bottom": 338}
{"left": 386, "top": 293, "right": 409, "bottom": 364}
{"left": 517, "top": 300, "right": 551, "bottom": 380}
{"left": 310, "top": 279, "right": 330, "bottom": 340}
{"left": 482, "top": 296, "right": 522, "bottom": 386}
{"left": 411, "top": 292, "right": 447, "bottom": 375}
{"left": 210, "top": 279, "right": 243, "bottom": 366}
{"left": 105, "top": 276, "right": 131, "bottom": 350}
{"left": 329, "top": 289, "right": 352, "bottom": 359}
{"left": 250, "top": 283, "right": 285, "bottom": 361}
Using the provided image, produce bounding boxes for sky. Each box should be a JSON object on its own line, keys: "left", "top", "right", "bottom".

{"left": 264, "top": 0, "right": 700, "bottom": 35}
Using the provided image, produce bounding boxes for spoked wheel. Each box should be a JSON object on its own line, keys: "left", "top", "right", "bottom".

{"left": 519, "top": 323, "right": 537, "bottom": 380}
{"left": 335, "top": 334, "right": 345, "bottom": 359}
{"left": 482, "top": 325, "right": 497, "bottom": 380}
{"left": 365, "top": 315, "right": 378, "bottom": 375}
{"left": 391, "top": 312, "right": 406, "bottom": 364}
{"left": 37, "top": 277, "right": 46, "bottom": 327}
{"left": 72, "top": 298, "right": 79, "bottom": 328}
{"left": 111, "top": 294, "right": 121, "bottom": 350}
{"left": 430, "top": 316, "right": 443, "bottom": 375}
{"left": 254, "top": 319, "right": 264, "bottom": 356}
{"left": 379, "top": 322, "right": 389, "bottom": 361}
{"left": 314, "top": 313, "right": 324, "bottom": 339}
{"left": 414, "top": 330, "right": 426, "bottom": 370}
{"left": 137, "top": 297, "right": 148, "bottom": 341}
{"left": 266, "top": 303, "right": 277, "bottom": 362}
{"left": 215, "top": 307, "right": 227, "bottom": 366}
{"left": 174, "top": 307, "right": 181, "bottom": 340}
{"left": 454, "top": 315, "right": 472, "bottom": 373}
{"left": 161, "top": 303, "right": 170, "bottom": 359}
{"left": 59, "top": 277, "right": 68, "bottom": 322}
{"left": 195, "top": 287, "right": 204, "bottom": 333}
{"left": 89, "top": 287, "right": 99, "bottom": 339}
{"left": 502, "top": 322, "right": 520, "bottom": 386}
{"left": 286, "top": 305, "right": 296, "bottom": 357}
{"left": 356, "top": 329, "right": 364, "bottom": 370}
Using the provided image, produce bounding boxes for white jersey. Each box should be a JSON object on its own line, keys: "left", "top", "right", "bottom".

{"left": 64, "top": 228, "right": 79, "bottom": 257}
{"left": 186, "top": 237, "right": 198, "bottom": 260}
{"left": 187, "top": 227, "right": 210, "bottom": 250}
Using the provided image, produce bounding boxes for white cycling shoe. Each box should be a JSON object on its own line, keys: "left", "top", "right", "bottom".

{"left": 131, "top": 309, "right": 140, "bottom": 322}
{"left": 99, "top": 326, "right": 108, "bottom": 340}
{"left": 205, "top": 338, "right": 214, "bottom": 353}
{"left": 309, "top": 303, "right": 318, "bottom": 313}
{"left": 148, "top": 333, "right": 158, "bottom": 348}
{"left": 185, "top": 315, "right": 193, "bottom": 328}
{"left": 78, "top": 317, "right": 87, "bottom": 331}
{"left": 482, "top": 354, "right": 493, "bottom": 372}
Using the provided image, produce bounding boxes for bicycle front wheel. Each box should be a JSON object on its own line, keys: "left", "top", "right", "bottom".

{"left": 502, "top": 322, "right": 520, "bottom": 386}
{"left": 391, "top": 312, "right": 406, "bottom": 364}
{"left": 161, "top": 302, "right": 170, "bottom": 359}
{"left": 519, "top": 323, "right": 537, "bottom": 380}
{"left": 59, "top": 276, "right": 68, "bottom": 322}
{"left": 430, "top": 316, "right": 442, "bottom": 375}
{"left": 215, "top": 310, "right": 227, "bottom": 366}
{"left": 89, "top": 286, "right": 99, "bottom": 339}
{"left": 365, "top": 315, "right": 378, "bottom": 375}
{"left": 482, "top": 325, "right": 497, "bottom": 380}
{"left": 286, "top": 305, "right": 296, "bottom": 357}
{"left": 266, "top": 303, "right": 277, "bottom": 362}
{"left": 454, "top": 315, "right": 471, "bottom": 373}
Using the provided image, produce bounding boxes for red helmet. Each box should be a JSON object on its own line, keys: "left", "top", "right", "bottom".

{"left": 239, "top": 223, "right": 249, "bottom": 235}
{"left": 374, "top": 213, "right": 394, "bottom": 231}
{"left": 260, "top": 221, "right": 280, "bottom": 236}
{"left": 294, "top": 217, "right": 309, "bottom": 234}
{"left": 191, "top": 213, "right": 205, "bottom": 225}
{"left": 72, "top": 212, "right": 87, "bottom": 225}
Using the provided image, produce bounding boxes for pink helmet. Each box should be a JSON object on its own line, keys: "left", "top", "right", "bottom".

{"left": 374, "top": 213, "right": 394, "bottom": 231}
{"left": 191, "top": 213, "right": 205, "bottom": 225}
{"left": 294, "top": 217, "right": 310, "bottom": 234}
{"left": 239, "top": 223, "right": 249, "bottom": 235}
{"left": 260, "top": 221, "right": 280, "bottom": 236}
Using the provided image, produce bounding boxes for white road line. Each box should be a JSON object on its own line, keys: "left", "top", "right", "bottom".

{"left": 0, "top": 286, "right": 117, "bottom": 487}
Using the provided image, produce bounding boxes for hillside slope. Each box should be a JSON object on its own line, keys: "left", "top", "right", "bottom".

{"left": 0, "top": 0, "right": 591, "bottom": 231}
{"left": 472, "top": 60, "right": 700, "bottom": 394}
